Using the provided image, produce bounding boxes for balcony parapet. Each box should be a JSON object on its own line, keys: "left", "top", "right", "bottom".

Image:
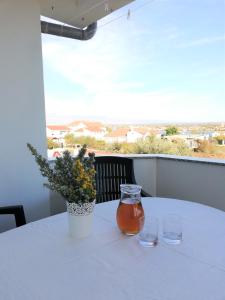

{"left": 110, "top": 153, "right": 225, "bottom": 166}
{"left": 49, "top": 154, "right": 225, "bottom": 214}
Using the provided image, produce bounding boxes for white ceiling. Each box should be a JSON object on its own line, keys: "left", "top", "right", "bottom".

{"left": 38, "top": 0, "right": 135, "bottom": 28}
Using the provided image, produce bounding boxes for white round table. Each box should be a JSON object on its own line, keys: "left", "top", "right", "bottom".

{"left": 0, "top": 197, "right": 225, "bottom": 300}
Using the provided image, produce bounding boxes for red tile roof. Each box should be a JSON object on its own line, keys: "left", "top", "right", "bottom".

{"left": 68, "top": 120, "right": 105, "bottom": 132}
{"left": 47, "top": 125, "right": 70, "bottom": 131}
{"left": 68, "top": 120, "right": 102, "bottom": 126}
{"left": 106, "top": 128, "right": 129, "bottom": 137}
{"left": 85, "top": 124, "right": 104, "bottom": 132}
{"left": 134, "top": 128, "right": 149, "bottom": 135}
{"left": 75, "top": 128, "right": 85, "bottom": 132}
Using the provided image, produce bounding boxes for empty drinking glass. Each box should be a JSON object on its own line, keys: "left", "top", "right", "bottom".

{"left": 138, "top": 216, "right": 159, "bottom": 247}
{"left": 162, "top": 214, "right": 182, "bottom": 245}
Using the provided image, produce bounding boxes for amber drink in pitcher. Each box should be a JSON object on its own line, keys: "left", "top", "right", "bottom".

{"left": 116, "top": 184, "right": 145, "bottom": 235}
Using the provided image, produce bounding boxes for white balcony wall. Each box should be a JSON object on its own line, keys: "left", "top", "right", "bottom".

{"left": 0, "top": 0, "right": 49, "bottom": 232}
{"left": 49, "top": 155, "right": 225, "bottom": 215}
{"left": 156, "top": 157, "right": 225, "bottom": 211}
{"left": 133, "top": 158, "right": 157, "bottom": 196}
{"left": 133, "top": 155, "right": 225, "bottom": 212}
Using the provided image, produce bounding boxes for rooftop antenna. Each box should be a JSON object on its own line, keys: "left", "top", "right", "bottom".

{"left": 104, "top": 0, "right": 109, "bottom": 13}
{"left": 51, "top": 0, "right": 55, "bottom": 14}
{"left": 127, "top": 9, "right": 131, "bottom": 20}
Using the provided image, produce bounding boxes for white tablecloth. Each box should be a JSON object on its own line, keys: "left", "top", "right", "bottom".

{"left": 0, "top": 198, "right": 225, "bottom": 300}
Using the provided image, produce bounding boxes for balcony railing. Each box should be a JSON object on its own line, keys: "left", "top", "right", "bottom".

{"left": 49, "top": 154, "right": 225, "bottom": 215}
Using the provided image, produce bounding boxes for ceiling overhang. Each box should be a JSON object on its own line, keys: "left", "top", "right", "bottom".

{"left": 38, "top": 0, "right": 135, "bottom": 29}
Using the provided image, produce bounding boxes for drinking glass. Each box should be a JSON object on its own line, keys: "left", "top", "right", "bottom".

{"left": 138, "top": 216, "right": 158, "bottom": 247}
{"left": 162, "top": 214, "right": 182, "bottom": 245}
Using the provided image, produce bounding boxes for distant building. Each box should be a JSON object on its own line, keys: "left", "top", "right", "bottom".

{"left": 46, "top": 125, "right": 71, "bottom": 146}
{"left": 104, "top": 127, "right": 149, "bottom": 143}
{"left": 68, "top": 120, "right": 107, "bottom": 140}
{"left": 104, "top": 128, "right": 128, "bottom": 143}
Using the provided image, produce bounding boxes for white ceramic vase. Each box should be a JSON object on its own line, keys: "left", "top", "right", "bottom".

{"left": 66, "top": 201, "right": 95, "bottom": 239}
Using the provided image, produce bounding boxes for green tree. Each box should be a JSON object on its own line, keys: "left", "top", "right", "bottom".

{"left": 195, "top": 140, "right": 218, "bottom": 154}
{"left": 64, "top": 133, "right": 76, "bottom": 147}
{"left": 111, "top": 142, "right": 123, "bottom": 152}
{"left": 165, "top": 126, "right": 178, "bottom": 136}
{"left": 94, "top": 140, "right": 106, "bottom": 150}
{"left": 65, "top": 135, "right": 106, "bottom": 150}
{"left": 72, "top": 136, "right": 99, "bottom": 148}
{"left": 47, "top": 138, "right": 60, "bottom": 149}
{"left": 215, "top": 135, "right": 225, "bottom": 145}
{"left": 133, "top": 136, "right": 191, "bottom": 156}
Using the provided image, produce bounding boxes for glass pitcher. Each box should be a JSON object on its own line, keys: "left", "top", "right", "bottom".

{"left": 116, "top": 184, "right": 145, "bottom": 235}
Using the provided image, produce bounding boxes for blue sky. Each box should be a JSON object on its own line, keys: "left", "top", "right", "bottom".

{"left": 42, "top": 0, "right": 225, "bottom": 124}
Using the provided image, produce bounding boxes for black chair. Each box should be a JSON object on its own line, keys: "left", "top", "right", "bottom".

{"left": 94, "top": 156, "right": 151, "bottom": 203}
{"left": 0, "top": 205, "right": 26, "bottom": 228}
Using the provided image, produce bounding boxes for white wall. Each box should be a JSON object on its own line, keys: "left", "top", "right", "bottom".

{"left": 133, "top": 158, "right": 157, "bottom": 196}
{"left": 0, "top": 0, "right": 50, "bottom": 232}
{"left": 49, "top": 191, "right": 66, "bottom": 215}
{"left": 133, "top": 155, "right": 225, "bottom": 211}
{"left": 156, "top": 158, "right": 225, "bottom": 211}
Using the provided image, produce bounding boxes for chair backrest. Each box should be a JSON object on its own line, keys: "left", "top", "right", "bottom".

{"left": 0, "top": 205, "right": 26, "bottom": 229}
{"left": 94, "top": 156, "right": 136, "bottom": 203}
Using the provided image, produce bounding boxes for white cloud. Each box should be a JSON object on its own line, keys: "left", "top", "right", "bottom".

{"left": 43, "top": 36, "right": 224, "bottom": 124}
{"left": 162, "top": 26, "right": 181, "bottom": 40}
{"left": 42, "top": 35, "right": 129, "bottom": 95}
{"left": 42, "top": 14, "right": 225, "bottom": 125}
{"left": 177, "top": 35, "right": 225, "bottom": 48}
{"left": 45, "top": 89, "right": 220, "bottom": 124}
